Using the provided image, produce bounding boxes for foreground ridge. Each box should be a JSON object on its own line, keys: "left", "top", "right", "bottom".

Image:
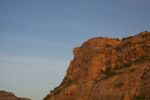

{"left": 44, "top": 32, "right": 150, "bottom": 100}
{"left": 0, "top": 91, "right": 31, "bottom": 100}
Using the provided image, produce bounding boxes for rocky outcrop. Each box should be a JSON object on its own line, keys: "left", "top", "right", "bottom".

{"left": 0, "top": 91, "right": 31, "bottom": 100}
{"left": 44, "top": 32, "right": 150, "bottom": 100}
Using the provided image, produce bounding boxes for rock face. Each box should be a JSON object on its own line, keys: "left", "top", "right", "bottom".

{"left": 44, "top": 32, "right": 150, "bottom": 100}
{"left": 0, "top": 91, "right": 31, "bottom": 100}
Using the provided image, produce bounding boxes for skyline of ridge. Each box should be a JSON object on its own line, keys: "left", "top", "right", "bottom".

{"left": 0, "top": 0, "right": 150, "bottom": 100}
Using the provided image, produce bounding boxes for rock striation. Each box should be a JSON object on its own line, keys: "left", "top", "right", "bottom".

{"left": 0, "top": 91, "right": 31, "bottom": 100}
{"left": 44, "top": 32, "right": 150, "bottom": 100}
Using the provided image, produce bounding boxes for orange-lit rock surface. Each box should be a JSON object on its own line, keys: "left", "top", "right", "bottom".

{"left": 44, "top": 32, "right": 150, "bottom": 100}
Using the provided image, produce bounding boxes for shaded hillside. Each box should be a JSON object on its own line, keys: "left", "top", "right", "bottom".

{"left": 0, "top": 91, "right": 31, "bottom": 100}
{"left": 44, "top": 32, "right": 150, "bottom": 100}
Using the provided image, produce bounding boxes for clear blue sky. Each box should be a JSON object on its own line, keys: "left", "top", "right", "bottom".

{"left": 0, "top": 0, "right": 150, "bottom": 100}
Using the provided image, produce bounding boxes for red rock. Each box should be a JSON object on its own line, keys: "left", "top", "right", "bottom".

{"left": 44, "top": 32, "right": 150, "bottom": 100}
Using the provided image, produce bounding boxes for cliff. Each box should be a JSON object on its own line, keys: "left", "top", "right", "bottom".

{"left": 44, "top": 32, "right": 150, "bottom": 100}
{"left": 0, "top": 91, "right": 31, "bottom": 100}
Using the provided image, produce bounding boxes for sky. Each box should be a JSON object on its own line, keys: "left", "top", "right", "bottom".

{"left": 0, "top": 0, "right": 150, "bottom": 100}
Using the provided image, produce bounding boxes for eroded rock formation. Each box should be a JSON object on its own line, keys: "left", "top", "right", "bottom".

{"left": 44, "top": 32, "right": 150, "bottom": 100}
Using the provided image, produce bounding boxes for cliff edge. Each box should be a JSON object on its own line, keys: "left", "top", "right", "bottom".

{"left": 44, "top": 32, "right": 150, "bottom": 100}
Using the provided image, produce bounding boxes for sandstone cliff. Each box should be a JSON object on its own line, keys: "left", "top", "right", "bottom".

{"left": 0, "top": 91, "right": 31, "bottom": 100}
{"left": 44, "top": 32, "right": 150, "bottom": 100}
